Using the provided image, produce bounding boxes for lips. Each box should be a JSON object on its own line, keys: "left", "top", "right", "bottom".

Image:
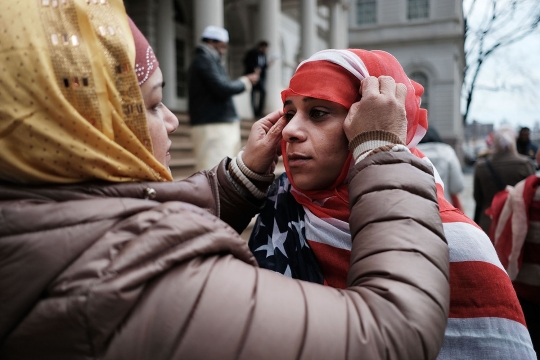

{"left": 287, "top": 153, "right": 311, "bottom": 167}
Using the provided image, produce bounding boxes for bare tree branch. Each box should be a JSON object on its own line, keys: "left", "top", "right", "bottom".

{"left": 463, "top": 0, "right": 540, "bottom": 123}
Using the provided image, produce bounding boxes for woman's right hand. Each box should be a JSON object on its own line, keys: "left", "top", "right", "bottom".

{"left": 242, "top": 110, "right": 286, "bottom": 175}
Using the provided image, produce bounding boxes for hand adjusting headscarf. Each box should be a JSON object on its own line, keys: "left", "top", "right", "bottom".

{"left": 0, "top": 0, "right": 172, "bottom": 183}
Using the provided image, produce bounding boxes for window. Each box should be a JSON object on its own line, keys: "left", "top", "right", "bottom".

{"left": 408, "top": 0, "right": 429, "bottom": 20}
{"left": 410, "top": 71, "right": 429, "bottom": 111}
{"left": 356, "top": 0, "right": 376, "bottom": 25}
{"left": 175, "top": 39, "right": 187, "bottom": 98}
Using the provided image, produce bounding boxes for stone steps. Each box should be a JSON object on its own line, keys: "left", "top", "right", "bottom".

{"left": 169, "top": 112, "right": 256, "bottom": 179}
{"left": 169, "top": 112, "right": 285, "bottom": 179}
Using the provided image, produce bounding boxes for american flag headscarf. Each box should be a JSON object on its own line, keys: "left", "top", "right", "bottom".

{"left": 249, "top": 49, "right": 536, "bottom": 358}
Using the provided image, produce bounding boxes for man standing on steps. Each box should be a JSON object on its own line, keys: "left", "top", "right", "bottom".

{"left": 243, "top": 40, "right": 269, "bottom": 118}
{"left": 188, "top": 25, "right": 260, "bottom": 171}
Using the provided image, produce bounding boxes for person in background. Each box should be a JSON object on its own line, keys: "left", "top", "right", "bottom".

{"left": 476, "top": 132, "right": 494, "bottom": 160}
{"left": 474, "top": 126, "right": 536, "bottom": 233}
{"left": 417, "top": 127, "right": 465, "bottom": 211}
{"left": 517, "top": 126, "right": 538, "bottom": 162}
{"left": 248, "top": 49, "right": 536, "bottom": 359}
{"left": 188, "top": 25, "right": 259, "bottom": 171}
{"left": 243, "top": 40, "right": 268, "bottom": 117}
{"left": 0, "top": 3, "right": 450, "bottom": 359}
{"left": 487, "top": 147, "right": 540, "bottom": 355}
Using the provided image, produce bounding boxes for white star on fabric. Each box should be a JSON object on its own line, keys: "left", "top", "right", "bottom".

{"left": 284, "top": 265, "right": 292, "bottom": 278}
{"left": 255, "top": 234, "right": 274, "bottom": 258}
{"left": 271, "top": 219, "right": 288, "bottom": 258}
{"left": 289, "top": 220, "right": 309, "bottom": 248}
{"left": 283, "top": 181, "right": 290, "bottom": 193}
{"left": 267, "top": 193, "right": 278, "bottom": 209}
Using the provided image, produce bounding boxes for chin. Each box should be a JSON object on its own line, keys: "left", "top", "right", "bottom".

{"left": 292, "top": 177, "right": 316, "bottom": 191}
{"left": 293, "top": 174, "right": 335, "bottom": 191}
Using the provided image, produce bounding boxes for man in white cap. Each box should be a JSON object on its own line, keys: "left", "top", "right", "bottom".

{"left": 188, "top": 25, "right": 260, "bottom": 171}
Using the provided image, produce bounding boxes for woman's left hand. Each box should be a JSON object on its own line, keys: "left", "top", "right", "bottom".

{"left": 242, "top": 110, "right": 286, "bottom": 175}
{"left": 344, "top": 76, "right": 407, "bottom": 144}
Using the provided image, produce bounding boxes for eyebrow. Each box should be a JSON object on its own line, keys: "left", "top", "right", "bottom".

{"left": 283, "top": 97, "right": 315, "bottom": 106}
{"left": 151, "top": 81, "right": 165, "bottom": 91}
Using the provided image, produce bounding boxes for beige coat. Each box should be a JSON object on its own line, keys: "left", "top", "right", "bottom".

{"left": 0, "top": 152, "right": 449, "bottom": 360}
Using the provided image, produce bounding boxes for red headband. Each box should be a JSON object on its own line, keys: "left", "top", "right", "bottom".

{"left": 128, "top": 17, "right": 159, "bottom": 85}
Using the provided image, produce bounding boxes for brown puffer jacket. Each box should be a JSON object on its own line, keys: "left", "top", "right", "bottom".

{"left": 0, "top": 152, "right": 449, "bottom": 360}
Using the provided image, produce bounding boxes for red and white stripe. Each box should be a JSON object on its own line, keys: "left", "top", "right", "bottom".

{"left": 439, "top": 317, "right": 535, "bottom": 359}
{"left": 302, "top": 148, "right": 536, "bottom": 357}
{"left": 439, "top": 196, "right": 536, "bottom": 358}
{"left": 303, "top": 207, "right": 351, "bottom": 288}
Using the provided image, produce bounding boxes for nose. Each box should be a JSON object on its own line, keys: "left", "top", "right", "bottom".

{"left": 163, "top": 105, "right": 179, "bottom": 134}
{"left": 282, "top": 114, "right": 306, "bottom": 143}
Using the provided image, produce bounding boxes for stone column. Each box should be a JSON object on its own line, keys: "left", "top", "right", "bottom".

{"left": 194, "top": 0, "right": 224, "bottom": 45}
{"left": 259, "top": 0, "right": 283, "bottom": 113}
{"left": 156, "top": 0, "right": 176, "bottom": 107}
{"left": 329, "top": 1, "right": 349, "bottom": 49}
{"left": 300, "top": 0, "right": 317, "bottom": 60}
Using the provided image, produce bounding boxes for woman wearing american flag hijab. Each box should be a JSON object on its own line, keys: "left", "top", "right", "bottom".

{"left": 243, "top": 49, "right": 536, "bottom": 359}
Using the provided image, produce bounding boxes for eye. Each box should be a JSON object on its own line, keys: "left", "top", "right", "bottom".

{"left": 284, "top": 111, "right": 295, "bottom": 122}
{"left": 309, "top": 109, "right": 328, "bottom": 120}
{"left": 150, "top": 102, "right": 163, "bottom": 113}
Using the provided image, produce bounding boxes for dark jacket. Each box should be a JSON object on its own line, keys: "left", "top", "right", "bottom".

{"left": 474, "top": 151, "right": 536, "bottom": 232}
{"left": 188, "top": 45, "right": 245, "bottom": 126}
{"left": 0, "top": 154, "right": 449, "bottom": 360}
{"left": 243, "top": 47, "right": 267, "bottom": 81}
{"left": 516, "top": 140, "right": 538, "bottom": 160}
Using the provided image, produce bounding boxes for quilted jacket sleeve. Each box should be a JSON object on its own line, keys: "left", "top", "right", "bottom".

{"left": 214, "top": 157, "right": 266, "bottom": 233}
{"left": 101, "top": 151, "right": 449, "bottom": 360}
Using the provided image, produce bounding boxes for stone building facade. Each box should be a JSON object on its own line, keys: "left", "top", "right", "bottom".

{"left": 125, "top": 0, "right": 464, "bottom": 145}
{"left": 349, "top": 0, "right": 465, "bottom": 145}
{"left": 124, "top": 0, "right": 349, "bottom": 118}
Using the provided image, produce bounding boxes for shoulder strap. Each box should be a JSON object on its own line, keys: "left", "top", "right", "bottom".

{"left": 484, "top": 159, "right": 506, "bottom": 191}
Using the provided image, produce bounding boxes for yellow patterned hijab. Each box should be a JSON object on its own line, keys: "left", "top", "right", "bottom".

{"left": 0, "top": 0, "right": 172, "bottom": 183}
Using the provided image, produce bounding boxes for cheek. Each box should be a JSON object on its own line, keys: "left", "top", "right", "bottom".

{"left": 318, "top": 126, "right": 348, "bottom": 160}
{"left": 146, "top": 114, "right": 166, "bottom": 154}
{"left": 146, "top": 114, "right": 159, "bottom": 143}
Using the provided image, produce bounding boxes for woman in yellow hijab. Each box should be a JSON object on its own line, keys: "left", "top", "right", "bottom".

{"left": 0, "top": 1, "right": 450, "bottom": 359}
{"left": 0, "top": 0, "right": 174, "bottom": 183}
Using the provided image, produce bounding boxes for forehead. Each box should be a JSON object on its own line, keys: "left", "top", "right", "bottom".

{"left": 283, "top": 96, "right": 338, "bottom": 107}
{"left": 282, "top": 97, "right": 350, "bottom": 118}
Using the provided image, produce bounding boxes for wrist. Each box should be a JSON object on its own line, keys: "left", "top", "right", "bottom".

{"left": 238, "top": 151, "right": 275, "bottom": 181}
{"left": 227, "top": 154, "right": 274, "bottom": 200}
{"left": 348, "top": 130, "right": 404, "bottom": 161}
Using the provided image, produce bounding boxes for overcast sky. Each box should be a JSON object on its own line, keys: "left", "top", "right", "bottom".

{"left": 463, "top": 0, "right": 540, "bottom": 130}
